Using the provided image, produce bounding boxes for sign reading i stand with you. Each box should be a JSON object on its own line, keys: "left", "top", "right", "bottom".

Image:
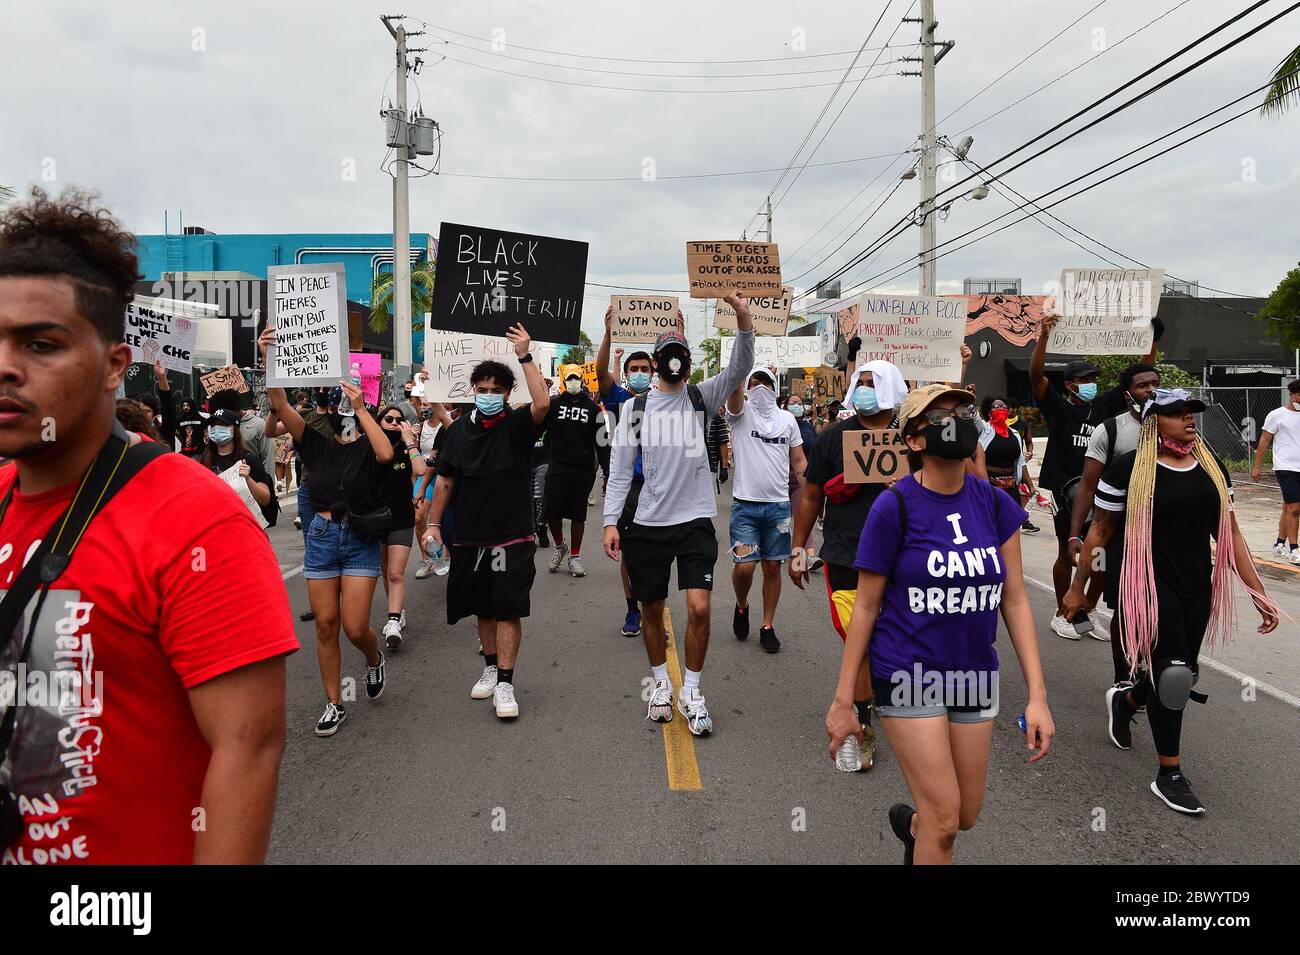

{"left": 840, "top": 294, "right": 965, "bottom": 379}
{"left": 430, "top": 222, "right": 589, "bottom": 344}
{"left": 685, "top": 240, "right": 782, "bottom": 298}
{"left": 1048, "top": 268, "right": 1164, "bottom": 355}
{"left": 265, "top": 263, "right": 349, "bottom": 388}
{"left": 610, "top": 295, "right": 682, "bottom": 343}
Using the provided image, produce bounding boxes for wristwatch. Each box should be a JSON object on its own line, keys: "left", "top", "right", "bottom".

{"left": 517, "top": 352, "right": 533, "bottom": 364}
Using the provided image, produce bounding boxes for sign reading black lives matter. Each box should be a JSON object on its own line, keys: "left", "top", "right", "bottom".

{"left": 431, "top": 222, "right": 589, "bottom": 344}
{"left": 264, "top": 263, "right": 350, "bottom": 387}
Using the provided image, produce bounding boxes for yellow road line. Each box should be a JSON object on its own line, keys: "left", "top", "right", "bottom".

{"left": 660, "top": 607, "right": 702, "bottom": 791}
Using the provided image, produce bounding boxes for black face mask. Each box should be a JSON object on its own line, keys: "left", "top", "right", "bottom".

{"left": 657, "top": 349, "right": 690, "bottom": 384}
{"left": 916, "top": 418, "right": 980, "bottom": 460}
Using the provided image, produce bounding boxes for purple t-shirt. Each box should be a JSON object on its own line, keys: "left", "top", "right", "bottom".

{"left": 853, "top": 473, "right": 1024, "bottom": 685}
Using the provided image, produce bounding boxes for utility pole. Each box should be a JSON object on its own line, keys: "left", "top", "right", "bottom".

{"left": 383, "top": 15, "right": 413, "bottom": 371}
{"left": 918, "top": 0, "right": 938, "bottom": 297}
{"left": 763, "top": 195, "right": 773, "bottom": 242}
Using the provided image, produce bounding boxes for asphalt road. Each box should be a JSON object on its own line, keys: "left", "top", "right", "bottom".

{"left": 264, "top": 484, "right": 1299, "bottom": 864}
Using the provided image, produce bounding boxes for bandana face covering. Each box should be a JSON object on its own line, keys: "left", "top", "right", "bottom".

{"left": 989, "top": 407, "right": 1010, "bottom": 438}
{"left": 1158, "top": 433, "right": 1196, "bottom": 456}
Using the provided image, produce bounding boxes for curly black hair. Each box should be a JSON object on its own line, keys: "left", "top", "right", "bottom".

{"left": 0, "top": 187, "right": 141, "bottom": 341}
{"left": 470, "top": 359, "right": 516, "bottom": 393}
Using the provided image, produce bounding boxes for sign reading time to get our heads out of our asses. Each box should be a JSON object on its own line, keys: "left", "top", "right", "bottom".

{"left": 1048, "top": 267, "right": 1164, "bottom": 355}
{"left": 264, "top": 263, "right": 349, "bottom": 388}
{"left": 685, "top": 240, "right": 782, "bottom": 298}
{"left": 431, "top": 222, "right": 589, "bottom": 344}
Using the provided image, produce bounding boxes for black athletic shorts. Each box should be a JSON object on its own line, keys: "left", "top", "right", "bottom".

{"left": 544, "top": 465, "right": 596, "bottom": 522}
{"left": 622, "top": 517, "right": 718, "bottom": 604}
{"left": 1278, "top": 469, "right": 1300, "bottom": 504}
{"left": 446, "top": 540, "right": 537, "bottom": 624}
{"left": 1052, "top": 489, "right": 1090, "bottom": 547}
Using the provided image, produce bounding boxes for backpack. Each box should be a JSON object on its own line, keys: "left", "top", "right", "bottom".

{"left": 618, "top": 384, "right": 706, "bottom": 530}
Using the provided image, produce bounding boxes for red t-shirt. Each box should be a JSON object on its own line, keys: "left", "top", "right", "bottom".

{"left": 0, "top": 444, "right": 298, "bottom": 865}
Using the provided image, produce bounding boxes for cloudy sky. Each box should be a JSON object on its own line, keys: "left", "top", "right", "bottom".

{"left": 4, "top": 0, "right": 1299, "bottom": 346}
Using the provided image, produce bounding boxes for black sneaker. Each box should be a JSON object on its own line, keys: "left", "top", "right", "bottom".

{"left": 365, "top": 652, "right": 386, "bottom": 701}
{"left": 299, "top": 610, "right": 315, "bottom": 622}
{"left": 1021, "top": 520, "right": 1040, "bottom": 534}
{"left": 1150, "top": 770, "right": 1206, "bottom": 815}
{"left": 537, "top": 528, "right": 550, "bottom": 548}
{"left": 315, "top": 701, "right": 346, "bottom": 737}
{"left": 888, "top": 803, "right": 916, "bottom": 865}
{"left": 759, "top": 625, "right": 780, "bottom": 654}
{"left": 733, "top": 605, "right": 749, "bottom": 640}
{"left": 1106, "top": 685, "right": 1135, "bottom": 750}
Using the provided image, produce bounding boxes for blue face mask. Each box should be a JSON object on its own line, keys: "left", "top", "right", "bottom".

{"left": 475, "top": 393, "right": 505, "bottom": 416}
{"left": 1074, "top": 382, "right": 1098, "bottom": 402}
{"left": 790, "top": 403, "right": 805, "bottom": 418}
{"left": 628, "top": 372, "right": 651, "bottom": 393}
{"left": 852, "top": 385, "right": 879, "bottom": 415}
{"left": 207, "top": 426, "right": 234, "bottom": 445}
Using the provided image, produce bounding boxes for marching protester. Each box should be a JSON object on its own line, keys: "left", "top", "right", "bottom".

{"left": 199, "top": 406, "right": 278, "bottom": 527}
{"left": 781, "top": 391, "right": 818, "bottom": 449}
{"left": 603, "top": 293, "right": 756, "bottom": 736}
{"left": 177, "top": 395, "right": 207, "bottom": 459}
{"left": 413, "top": 400, "right": 454, "bottom": 578}
{"left": 792, "top": 360, "right": 909, "bottom": 771}
{"left": 115, "top": 396, "right": 162, "bottom": 441}
{"left": 978, "top": 395, "right": 1034, "bottom": 531}
{"left": 0, "top": 188, "right": 296, "bottom": 863}
{"left": 779, "top": 391, "right": 823, "bottom": 569}
{"left": 1253, "top": 379, "right": 1300, "bottom": 564}
{"left": 423, "top": 324, "right": 549, "bottom": 720}
{"left": 827, "top": 384, "right": 1054, "bottom": 864}
{"left": 1030, "top": 309, "right": 1160, "bottom": 639}
{"left": 1064, "top": 389, "right": 1281, "bottom": 814}
{"left": 544, "top": 363, "right": 604, "bottom": 578}
{"left": 376, "top": 404, "right": 428, "bottom": 649}
{"left": 259, "top": 327, "right": 393, "bottom": 738}
{"left": 726, "top": 366, "right": 806, "bottom": 654}
{"left": 1066, "top": 362, "right": 1161, "bottom": 668}
{"left": 595, "top": 316, "right": 658, "bottom": 637}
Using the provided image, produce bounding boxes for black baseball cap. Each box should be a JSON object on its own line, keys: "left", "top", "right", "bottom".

{"left": 1063, "top": 359, "right": 1101, "bottom": 380}
{"left": 209, "top": 408, "right": 240, "bottom": 428}
{"left": 653, "top": 331, "right": 690, "bottom": 354}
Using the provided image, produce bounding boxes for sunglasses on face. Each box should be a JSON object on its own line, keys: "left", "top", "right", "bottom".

{"left": 381, "top": 415, "right": 404, "bottom": 425}
{"left": 919, "top": 403, "right": 978, "bottom": 426}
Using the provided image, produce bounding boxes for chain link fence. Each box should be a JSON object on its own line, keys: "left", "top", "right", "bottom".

{"left": 123, "top": 363, "right": 411, "bottom": 415}
{"left": 1187, "top": 385, "right": 1291, "bottom": 485}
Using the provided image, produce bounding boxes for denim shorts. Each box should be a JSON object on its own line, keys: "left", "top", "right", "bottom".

{"left": 729, "top": 498, "right": 792, "bottom": 562}
{"left": 871, "top": 673, "right": 1000, "bottom": 724}
{"left": 303, "top": 514, "right": 382, "bottom": 579}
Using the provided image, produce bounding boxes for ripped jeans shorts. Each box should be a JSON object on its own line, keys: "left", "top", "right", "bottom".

{"left": 729, "top": 498, "right": 792, "bottom": 563}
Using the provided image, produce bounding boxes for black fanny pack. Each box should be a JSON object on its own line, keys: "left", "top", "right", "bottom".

{"left": 346, "top": 505, "right": 393, "bottom": 541}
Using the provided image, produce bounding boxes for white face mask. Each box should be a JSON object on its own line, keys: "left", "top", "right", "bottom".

{"left": 564, "top": 379, "right": 582, "bottom": 395}
{"left": 748, "top": 385, "right": 776, "bottom": 412}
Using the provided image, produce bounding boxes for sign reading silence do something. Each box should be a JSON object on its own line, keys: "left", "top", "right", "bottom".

{"left": 431, "top": 222, "right": 589, "bottom": 345}
{"left": 1047, "top": 267, "right": 1164, "bottom": 355}
{"left": 264, "top": 263, "right": 349, "bottom": 388}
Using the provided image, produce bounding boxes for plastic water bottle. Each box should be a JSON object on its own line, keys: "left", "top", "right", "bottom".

{"left": 339, "top": 361, "right": 361, "bottom": 417}
{"left": 1017, "top": 712, "right": 1027, "bottom": 734}
{"left": 431, "top": 540, "right": 450, "bottom": 577}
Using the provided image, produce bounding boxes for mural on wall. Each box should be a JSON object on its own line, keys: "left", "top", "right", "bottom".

{"left": 963, "top": 294, "right": 1047, "bottom": 347}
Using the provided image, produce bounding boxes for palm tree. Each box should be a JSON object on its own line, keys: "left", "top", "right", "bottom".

{"left": 1261, "top": 44, "right": 1300, "bottom": 116}
{"left": 369, "top": 259, "right": 434, "bottom": 335}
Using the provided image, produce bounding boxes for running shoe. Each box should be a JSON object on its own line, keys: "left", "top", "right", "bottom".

{"left": 862, "top": 723, "right": 877, "bottom": 770}
{"left": 399, "top": 610, "right": 407, "bottom": 630}
{"left": 471, "top": 664, "right": 498, "bottom": 699}
{"left": 1291, "top": 548, "right": 1300, "bottom": 566}
{"left": 1150, "top": 771, "right": 1206, "bottom": 815}
{"left": 314, "top": 701, "right": 346, "bottom": 737}
{"left": 293, "top": 515, "right": 302, "bottom": 530}
{"left": 677, "top": 688, "right": 713, "bottom": 737}
{"left": 621, "top": 610, "right": 641, "bottom": 637}
{"left": 299, "top": 610, "right": 315, "bottom": 622}
{"left": 1272, "top": 542, "right": 1288, "bottom": 559}
{"left": 1021, "top": 520, "right": 1041, "bottom": 534}
{"left": 808, "top": 554, "right": 825, "bottom": 573}
{"left": 759, "top": 625, "right": 780, "bottom": 654}
{"left": 888, "top": 803, "right": 917, "bottom": 865}
{"left": 646, "top": 679, "right": 673, "bottom": 723}
{"left": 548, "top": 542, "right": 569, "bottom": 573}
{"left": 1106, "top": 685, "right": 1135, "bottom": 750}
{"left": 365, "top": 652, "right": 386, "bottom": 700}
{"left": 568, "top": 554, "right": 586, "bottom": 577}
{"left": 493, "top": 682, "right": 519, "bottom": 719}
{"left": 1050, "top": 614, "right": 1081, "bottom": 640}
{"left": 835, "top": 736, "right": 862, "bottom": 772}
{"left": 382, "top": 618, "right": 403, "bottom": 650}
{"left": 414, "top": 558, "right": 434, "bottom": 579}
{"left": 733, "top": 605, "right": 749, "bottom": 640}
{"left": 1087, "top": 621, "right": 1110, "bottom": 642}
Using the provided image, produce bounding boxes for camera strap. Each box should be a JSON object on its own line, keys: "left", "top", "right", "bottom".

{"left": 0, "top": 424, "right": 167, "bottom": 766}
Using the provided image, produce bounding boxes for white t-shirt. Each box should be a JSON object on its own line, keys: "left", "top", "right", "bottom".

{"left": 726, "top": 403, "right": 803, "bottom": 503}
{"left": 1263, "top": 403, "right": 1300, "bottom": 472}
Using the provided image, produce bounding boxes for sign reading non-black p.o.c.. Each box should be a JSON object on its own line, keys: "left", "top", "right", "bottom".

{"left": 685, "top": 240, "right": 782, "bottom": 298}
{"left": 843, "top": 429, "right": 907, "bottom": 484}
{"left": 431, "top": 222, "right": 589, "bottom": 344}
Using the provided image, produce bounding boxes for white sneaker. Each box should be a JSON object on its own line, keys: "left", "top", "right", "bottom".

{"left": 399, "top": 610, "right": 407, "bottom": 630}
{"left": 835, "top": 736, "right": 862, "bottom": 772}
{"left": 568, "top": 554, "right": 586, "bottom": 577}
{"left": 677, "top": 687, "right": 713, "bottom": 737}
{"left": 548, "top": 543, "right": 569, "bottom": 573}
{"left": 471, "top": 664, "right": 498, "bottom": 699}
{"left": 1291, "top": 548, "right": 1300, "bottom": 566}
{"left": 414, "top": 558, "right": 434, "bottom": 579}
{"left": 493, "top": 681, "right": 519, "bottom": 719}
{"left": 1274, "top": 542, "right": 1289, "bottom": 559}
{"left": 293, "top": 515, "right": 302, "bottom": 530}
{"left": 382, "top": 617, "right": 403, "bottom": 650}
{"left": 1051, "top": 614, "right": 1081, "bottom": 640}
{"left": 646, "top": 679, "right": 673, "bottom": 723}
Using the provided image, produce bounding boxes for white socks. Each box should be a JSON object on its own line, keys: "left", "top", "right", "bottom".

{"left": 651, "top": 663, "right": 669, "bottom": 684}
{"left": 683, "top": 668, "right": 702, "bottom": 694}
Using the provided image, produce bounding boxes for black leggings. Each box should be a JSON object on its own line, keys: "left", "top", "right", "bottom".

{"left": 1119, "top": 582, "right": 1211, "bottom": 758}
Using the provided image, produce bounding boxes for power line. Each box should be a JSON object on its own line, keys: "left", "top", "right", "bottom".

{"left": 786, "top": 177, "right": 908, "bottom": 282}
{"left": 439, "top": 151, "right": 900, "bottom": 183}
{"left": 406, "top": 17, "right": 909, "bottom": 64}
